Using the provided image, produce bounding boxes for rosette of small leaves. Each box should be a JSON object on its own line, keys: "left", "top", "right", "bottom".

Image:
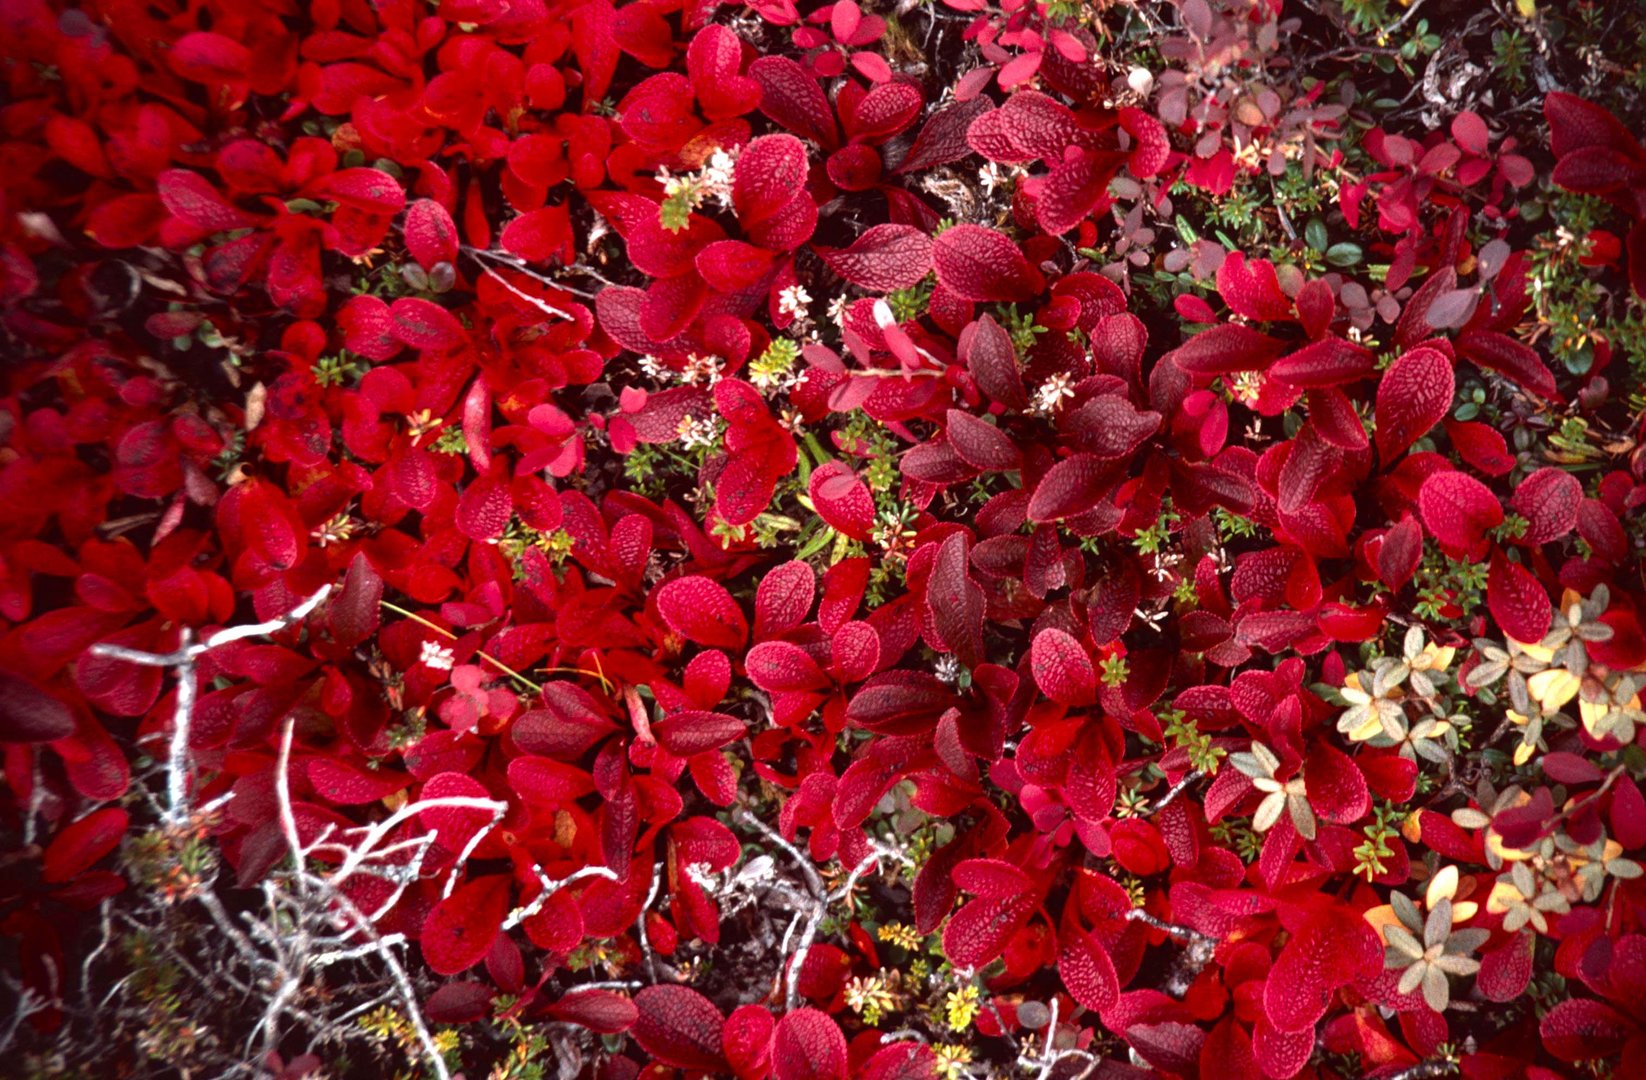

{"left": 1383, "top": 894, "right": 1489, "bottom": 1012}
{"left": 1230, "top": 742, "right": 1316, "bottom": 840}
{"left": 1340, "top": 629, "right": 1455, "bottom": 757}
{"left": 1488, "top": 862, "right": 1572, "bottom": 935}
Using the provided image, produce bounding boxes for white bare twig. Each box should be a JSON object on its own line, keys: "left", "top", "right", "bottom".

{"left": 88, "top": 584, "right": 332, "bottom": 826}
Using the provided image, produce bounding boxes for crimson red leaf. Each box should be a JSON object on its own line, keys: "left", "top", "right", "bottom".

{"left": 952, "top": 857, "right": 1031, "bottom": 898}
{"left": 655, "top": 576, "right": 749, "bottom": 649}
{"left": 963, "top": 314, "right": 1028, "bottom": 410}
{"left": 772, "top": 1008, "right": 848, "bottom": 1080}
{"left": 404, "top": 199, "right": 459, "bottom": 269}
{"left": 1303, "top": 743, "right": 1369, "bottom": 824}
{"left": 746, "top": 640, "right": 831, "bottom": 692}
{"left": 632, "top": 985, "right": 727, "bottom": 1069}
{"left": 323, "top": 168, "right": 406, "bottom": 214}
{"left": 1540, "top": 999, "right": 1631, "bottom": 1062}
{"left": 1165, "top": 324, "right": 1286, "bottom": 376}
{"left": 1488, "top": 551, "right": 1553, "bottom": 644}
{"left": 927, "top": 532, "right": 984, "bottom": 669}
{"left": 755, "top": 561, "right": 816, "bottom": 640}
{"left": 544, "top": 989, "right": 639, "bottom": 1034}
{"left": 1456, "top": 330, "right": 1558, "bottom": 400}
{"left": 809, "top": 461, "right": 876, "bottom": 541}
{"left": 1059, "top": 929, "right": 1119, "bottom": 1013}
{"left": 1027, "top": 453, "right": 1122, "bottom": 522}
{"left": 390, "top": 297, "right": 466, "bottom": 350}
{"left": 0, "top": 672, "right": 78, "bottom": 742}
{"left": 653, "top": 710, "right": 747, "bottom": 755}
{"left": 1269, "top": 336, "right": 1375, "bottom": 387}
{"left": 944, "top": 409, "right": 1020, "bottom": 471}
{"left": 1509, "top": 466, "right": 1582, "bottom": 545}
{"left": 817, "top": 224, "right": 933, "bottom": 291}
{"left": 932, "top": 224, "right": 1044, "bottom": 302}
{"left": 421, "top": 874, "right": 511, "bottom": 976}
{"left": 1418, "top": 470, "right": 1503, "bottom": 560}
{"left": 734, "top": 134, "right": 810, "bottom": 226}
{"left": 42, "top": 807, "right": 129, "bottom": 883}
{"left": 1030, "top": 627, "right": 1097, "bottom": 706}
{"left": 942, "top": 893, "right": 1034, "bottom": 970}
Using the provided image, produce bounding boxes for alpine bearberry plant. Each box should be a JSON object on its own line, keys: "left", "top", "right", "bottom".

{"left": 3, "top": 1, "right": 1646, "bottom": 1078}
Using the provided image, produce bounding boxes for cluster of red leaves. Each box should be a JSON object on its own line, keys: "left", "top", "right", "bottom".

{"left": 2, "top": 1, "right": 1646, "bottom": 1078}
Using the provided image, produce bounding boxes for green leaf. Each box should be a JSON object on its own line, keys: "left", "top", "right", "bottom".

{"left": 1325, "top": 242, "right": 1363, "bottom": 268}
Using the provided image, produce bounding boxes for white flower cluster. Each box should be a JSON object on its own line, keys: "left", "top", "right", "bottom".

{"left": 419, "top": 640, "right": 455, "bottom": 671}
{"left": 676, "top": 414, "right": 720, "bottom": 451}
{"left": 1030, "top": 373, "right": 1076, "bottom": 416}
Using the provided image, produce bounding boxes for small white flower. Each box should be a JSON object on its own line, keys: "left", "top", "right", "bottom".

{"left": 778, "top": 284, "right": 813, "bottom": 318}
{"left": 682, "top": 352, "right": 724, "bottom": 387}
{"left": 419, "top": 640, "right": 455, "bottom": 671}
{"left": 934, "top": 655, "right": 963, "bottom": 684}
{"left": 637, "top": 353, "right": 668, "bottom": 380}
{"left": 1230, "top": 371, "right": 1264, "bottom": 407}
{"left": 827, "top": 295, "right": 850, "bottom": 327}
{"left": 676, "top": 415, "right": 720, "bottom": 450}
{"left": 1031, "top": 373, "right": 1076, "bottom": 416}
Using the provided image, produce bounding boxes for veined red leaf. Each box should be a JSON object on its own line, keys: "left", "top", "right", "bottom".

{"left": 733, "top": 134, "right": 810, "bottom": 225}
{"left": 1303, "top": 743, "right": 1369, "bottom": 824}
{"left": 389, "top": 297, "right": 466, "bottom": 350}
{"left": 772, "top": 1008, "right": 848, "bottom": 1080}
{"left": 42, "top": 807, "right": 129, "bottom": 883}
{"left": 653, "top": 710, "right": 747, "bottom": 755}
{"left": 750, "top": 56, "right": 838, "bottom": 148}
{"left": 942, "top": 893, "right": 1034, "bottom": 970}
{"left": 927, "top": 531, "right": 984, "bottom": 669}
{"left": 632, "top": 985, "right": 727, "bottom": 1069}
{"left": 952, "top": 857, "right": 1031, "bottom": 898}
{"left": 944, "top": 410, "right": 1020, "bottom": 471}
{"left": 755, "top": 561, "right": 816, "bottom": 639}
{"left": 655, "top": 576, "right": 749, "bottom": 649}
{"left": 1269, "top": 336, "right": 1375, "bottom": 387}
{"left": 817, "top": 224, "right": 932, "bottom": 291}
{"left": 170, "top": 31, "right": 251, "bottom": 82}
{"left": 1375, "top": 346, "right": 1454, "bottom": 461}
{"left": 809, "top": 462, "right": 876, "bottom": 541}
{"left": 323, "top": 168, "right": 406, "bottom": 214}
{"left": 1456, "top": 330, "right": 1558, "bottom": 400}
{"left": 1030, "top": 628, "right": 1097, "bottom": 706}
{"left": 932, "top": 224, "right": 1044, "bottom": 302}
{"left": 963, "top": 314, "right": 1028, "bottom": 410}
{"left": 1417, "top": 470, "right": 1502, "bottom": 559}
{"left": 1509, "top": 466, "right": 1581, "bottom": 545}
{"left": 421, "top": 874, "right": 511, "bottom": 976}
{"left": 507, "top": 756, "right": 596, "bottom": 804}
{"left": 404, "top": 199, "right": 458, "bottom": 270}
{"left": 1165, "top": 323, "right": 1286, "bottom": 376}
{"left": 1027, "top": 453, "right": 1122, "bottom": 522}
{"left": 1059, "top": 929, "right": 1119, "bottom": 1012}
{"left": 157, "top": 170, "right": 259, "bottom": 231}
{"left": 746, "top": 640, "right": 831, "bottom": 692}
{"left": 544, "top": 989, "right": 639, "bottom": 1034}
{"left": 1488, "top": 551, "right": 1552, "bottom": 644}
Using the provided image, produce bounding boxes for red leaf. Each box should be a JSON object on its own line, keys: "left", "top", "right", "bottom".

{"left": 655, "top": 576, "right": 750, "bottom": 649}
{"left": 1487, "top": 551, "right": 1552, "bottom": 644}
{"left": 755, "top": 561, "right": 816, "bottom": 639}
{"left": 1304, "top": 743, "right": 1369, "bottom": 824}
{"left": 817, "top": 224, "right": 933, "bottom": 291}
{"left": 1264, "top": 908, "right": 1379, "bottom": 1032}
{"left": 323, "top": 168, "right": 406, "bottom": 214}
{"left": 746, "top": 640, "right": 832, "bottom": 692}
{"left": 750, "top": 56, "right": 838, "bottom": 148}
{"left": 0, "top": 672, "right": 78, "bottom": 742}
{"left": 544, "top": 989, "right": 639, "bottom": 1034}
{"left": 507, "top": 756, "right": 596, "bottom": 805}
{"left": 404, "top": 199, "right": 459, "bottom": 269}
{"left": 1030, "top": 627, "right": 1097, "bottom": 706}
{"left": 734, "top": 134, "right": 810, "bottom": 226}
{"left": 653, "top": 710, "right": 747, "bottom": 755}
{"left": 927, "top": 532, "right": 984, "bottom": 669}
{"left": 1059, "top": 928, "right": 1120, "bottom": 1013}
{"left": 944, "top": 409, "right": 1020, "bottom": 471}
{"left": 1417, "top": 470, "right": 1502, "bottom": 560}
{"left": 1509, "top": 467, "right": 1582, "bottom": 545}
{"left": 932, "top": 224, "right": 1044, "bottom": 302}
{"left": 772, "top": 1008, "right": 848, "bottom": 1080}
{"left": 963, "top": 314, "right": 1028, "bottom": 410}
{"left": 42, "top": 807, "right": 129, "bottom": 883}
{"left": 501, "top": 205, "right": 573, "bottom": 264}
{"left": 1165, "top": 324, "right": 1286, "bottom": 376}
{"left": 389, "top": 297, "right": 466, "bottom": 350}
{"left": 942, "top": 893, "right": 1035, "bottom": 969}
{"left": 1027, "top": 453, "right": 1122, "bottom": 522}
{"left": 157, "top": 170, "right": 259, "bottom": 231}
{"left": 1269, "top": 337, "right": 1375, "bottom": 387}
{"left": 1216, "top": 253, "right": 1295, "bottom": 322}
{"left": 1120, "top": 106, "right": 1171, "bottom": 177}
{"left": 696, "top": 240, "right": 777, "bottom": 291}
{"left": 809, "top": 461, "right": 876, "bottom": 541}
{"left": 1540, "top": 999, "right": 1631, "bottom": 1062}
{"left": 1377, "top": 516, "right": 1424, "bottom": 592}
{"left": 952, "top": 857, "right": 1031, "bottom": 898}
{"left": 632, "top": 985, "right": 727, "bottom": 1069}
{"left": 723, "top": 1005, "right": 776, "bottom": 1079}
{"left": 169, "top": 31, "right": 251, "bottom": 82}
{"left": 421, "top": 874, "right": 511, "bottom": 976}
{"left": 1456, "top": 330, "right": 1558, "bottom": 400}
